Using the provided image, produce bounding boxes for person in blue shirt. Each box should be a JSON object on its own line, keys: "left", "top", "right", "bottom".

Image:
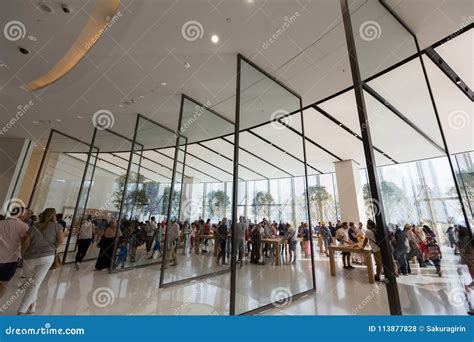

{"left": 116, "top": 236, "right": 128, "bottom": 268}
{"left": 320, "top": 222, "right": 332, "bottom": 257}
{"left": 303, "top": 224, "right": 311, "bottom": 257}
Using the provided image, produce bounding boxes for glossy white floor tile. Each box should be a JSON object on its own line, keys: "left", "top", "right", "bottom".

{"left": 0, "top": 245, "right": 469, "bottom": 315}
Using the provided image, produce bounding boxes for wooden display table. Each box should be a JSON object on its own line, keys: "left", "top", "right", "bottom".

{"left": 195, "top": 234, "right": 216, "bottom": 255}
{"left": 328, "top": 244, "right": 375, "bottom": 283}
{"left": 261, "top": 237, "right": 287, "bottom": 266}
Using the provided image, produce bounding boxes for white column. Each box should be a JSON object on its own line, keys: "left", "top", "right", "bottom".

{"left": 0, "top": 138, "right": 33, "bottom": 213}
{"left": 180, "top": 176, "right": 195, "bottom": 221}
{"left": 334, "top": 159, "right": 366, "bottom": 224}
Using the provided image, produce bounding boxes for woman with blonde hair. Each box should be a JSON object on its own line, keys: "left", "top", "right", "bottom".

{"left": 414, "top": 225, "right": 429, "bottom": 264}
{"left": 18, "top": 208, "right": 64, "bottom": 314}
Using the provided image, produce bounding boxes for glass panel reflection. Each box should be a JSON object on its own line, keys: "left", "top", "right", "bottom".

{"left": 235, "top": 57, "right": 313, "bottom": 314}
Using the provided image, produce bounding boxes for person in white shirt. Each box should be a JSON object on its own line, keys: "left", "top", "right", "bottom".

{"left": 145, "top": 217, "right": 157, "bottom": 254}
{"left": 335, "top": 222, "right": 353, "bottom": 269}
{"left": 75, "top": 215, "right": 94, "bottom": 270}
{"left": 0, "top": 207, "right": 30, "bottom": 298}
{"left": 167, "top": 220, "right": 179, "bottom": 266}
{"left": 236, "top": 216, "right": 247, "bottom": 266}
{"left": 362, "top": 219, "right": 382, "bottom": 281}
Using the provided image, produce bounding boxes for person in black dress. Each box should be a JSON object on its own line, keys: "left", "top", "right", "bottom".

{"left": 250, "top": 224, "right": 262, "bottom": 264}
{"left": 95, "top": 220, "right": 118, "bottom": 270}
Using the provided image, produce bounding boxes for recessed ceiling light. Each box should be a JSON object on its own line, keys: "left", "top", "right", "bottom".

{"left": 161, "top": 82, "right": 167, "bottom": 86}
{"left": 140, "top": 95, "right": 145, "bottom": 99}
{"left": 32, "top": 120, "right": 39, "bottom": 124}
{"left": 76, "top": 115, "right": 83, "bottom": 119}
{"left": 455, "top": 78, "right": 461, "bottom": 85}
{"left": 211, "top": 35, "right": 219, "bottom": 43}
{"left": 27, "top": 34, "right": 37, "bottom": 41}
{"left": 18, "top": 47, "right": 30, "bottom": 55}
{"left": 55, "top": 119, "right": 62, "bottom": 122}
{"left": 39, "top": 3, "right": 53, "bottom": 13}
{"left": 61, "top": 4, "right": 71, "bottom": 14}
{"left": 184, "top": 62, "right": 191, "bottom": 69}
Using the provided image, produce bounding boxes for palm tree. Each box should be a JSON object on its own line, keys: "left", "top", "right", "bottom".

{"left": 207, "top": 190, "right": 230, "bottom": 219}
{"left": 112, "top": 172, "right": 149, "bottom": 216}
{"left": 306, "top": 185, "right": 331, "bottom": 222}
{"left": 253, "top": 191, "right": 274, "bottom": 220}
{"left": 363, "top": 181, "right": 405, "bottom": 222}
{"left": 161, "top": 187, "right": 181, "bottom": 218}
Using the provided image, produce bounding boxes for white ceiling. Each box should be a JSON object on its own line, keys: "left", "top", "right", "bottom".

{"left": 1, "top": 0, "right": 472, "bottom": 184}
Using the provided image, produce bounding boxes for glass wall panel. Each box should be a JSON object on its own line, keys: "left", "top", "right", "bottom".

{"left": 454, "top": 152, "right": 474, "bottom": 224}
{"left": 28, "top": 130, "right": 95, "bottom": 264}
{"left": 349, "top": 0, "right": 470, "bottom": 315}
{"left": 160, "top": 95, "right": 233, "bottom": 314}
{"left": 64, "top": 128, "right": 137, "bottom": 271}
{"left": 235, "top": 57, "right": 313, "bottom": 314}
{"left": 112, "top": 115, "right": 176, "bottom": 271}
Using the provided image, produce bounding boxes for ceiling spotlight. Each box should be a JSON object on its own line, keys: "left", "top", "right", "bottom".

{"left": 32, "top": 120, "right": 39, "bottom": 124}
{"left": 184, "top": 62, "right": 191, "bottom": 69}
{"left": 211, "top": 34, "right": 219, "bottom": 43}
{"left": 140, "top": 95, "right": 145, "bottom": 99}
{"left": 27, "top": 34, "right": 37, "bottom": 41}
{"left": 455, "top": 78, "right": 461, "bottom": 85}
{"left": 61, "top": 4, "right": 71, "bottom": 14}
{"left": 55, "top": 119, "right": 62, "bottom": 122}
{"left": 76, "top": 115, "right": 83, "bottom": 119}
{"left": 18, "top": 47, "right": 30, "bottom": 55}
{"left": 161, "top": 82, "right": 167, "bottom": 86}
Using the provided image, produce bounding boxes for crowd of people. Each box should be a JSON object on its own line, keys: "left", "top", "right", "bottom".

{"left": 1, "top": 204, "right": 471, "bottom": 315}
{"left": 316, "top": 219, "right": 470, "bottom": 282}
{"left": 111, "top": 216, "right": 306, "bottom": 268}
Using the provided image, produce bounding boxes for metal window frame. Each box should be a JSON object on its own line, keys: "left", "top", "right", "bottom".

{"left": 109, "top": 114, "right": 178, "bottom": 273}
{"left": 379, "top": 0, "right": 473, "bottom": 236}
{"left": 159, "top": 94, "right": 232, "bottom": 289}
{"left": 231, "top": 54, "right": 316, "bottom": 316}
{"left": 82, "top": 126, "right": 145, "bottom": 273}
{"left": 340, "top": 0, "right": 402, "bottom": 315}
{"left": 25, "top": 129, "right": 100, "bottom": 265}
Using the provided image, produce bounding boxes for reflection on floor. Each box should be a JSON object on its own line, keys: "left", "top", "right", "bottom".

{"left": 0, "top": 245, "right": 469, "bottom": 315}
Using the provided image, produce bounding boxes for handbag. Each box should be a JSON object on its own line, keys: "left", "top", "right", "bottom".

{"left": 50, "top": 254, "right": 62, "bottom": 270}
